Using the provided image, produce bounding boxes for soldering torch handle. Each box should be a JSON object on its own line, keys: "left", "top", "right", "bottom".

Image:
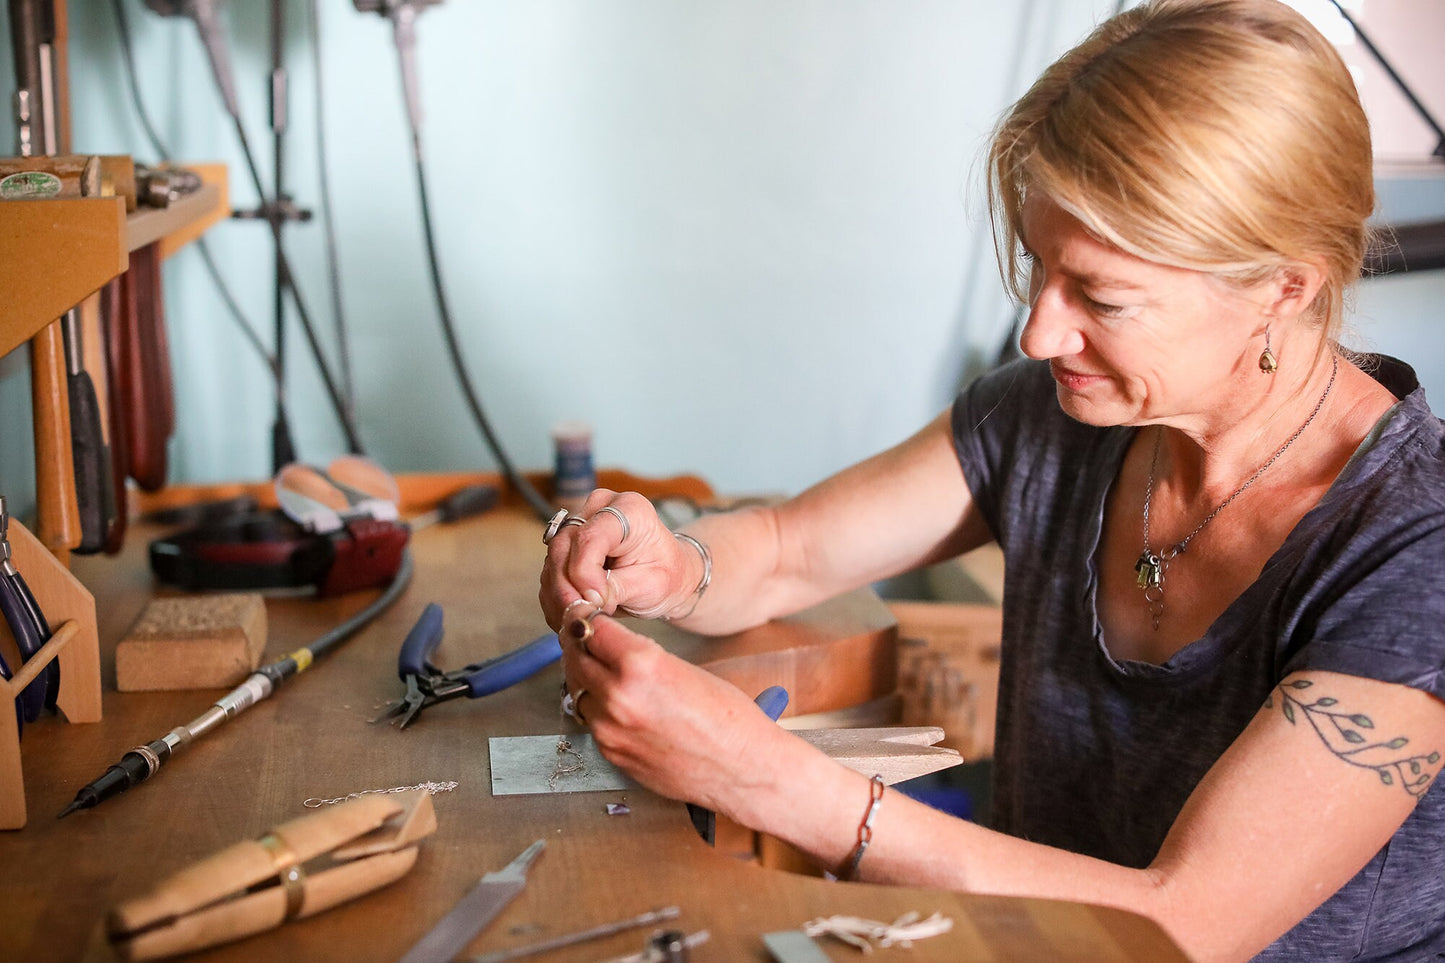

{"left": 64, "top": 750, "right": 154, "bottom": 816}
{"left": 213, "top": 673, "right": 274, "bottom": 719}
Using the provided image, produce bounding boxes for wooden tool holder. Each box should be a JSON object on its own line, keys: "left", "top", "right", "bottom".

{"left": 0, "top": 166, "right": 229, "bottom": 828}
{"left": 0, "top": 519, "right": 101, "bottom": 828}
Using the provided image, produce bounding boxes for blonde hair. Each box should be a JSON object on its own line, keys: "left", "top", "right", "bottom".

{"left": 988, "top": 0, "right": 1375, "bottom": 336}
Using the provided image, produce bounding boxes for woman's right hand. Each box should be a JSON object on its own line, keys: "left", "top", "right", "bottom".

{"left": 538, "top": 489, "right": 706, "bottom": 630}
{"left": 557, "top": 613, "right": 790, "bottom": 814}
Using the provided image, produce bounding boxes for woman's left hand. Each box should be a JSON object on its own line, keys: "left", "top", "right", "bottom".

{"left": 560, "top": 613, "right": 786, "bottom": 815}
{"left": 540, "top": 490, "right": 703, "bottom": 629}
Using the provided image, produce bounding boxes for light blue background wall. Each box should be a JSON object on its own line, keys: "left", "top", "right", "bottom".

{"left": 2, "top": 0, "right": 1441, "bottom": 515}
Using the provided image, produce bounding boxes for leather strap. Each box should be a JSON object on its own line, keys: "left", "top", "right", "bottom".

{"left": 119, "top": 242, "right": 174, "bottom": 492}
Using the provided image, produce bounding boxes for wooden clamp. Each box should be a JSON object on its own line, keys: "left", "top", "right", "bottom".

{"left": 108, "top": 791, "right": 438, "bottom": 961}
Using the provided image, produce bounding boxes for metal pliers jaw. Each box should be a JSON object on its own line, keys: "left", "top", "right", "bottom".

{"left": 375, "top": 673, "right": 428, "bottom": 729}
{"left": 372, "top": 603, "right": 563, "bottom": 729}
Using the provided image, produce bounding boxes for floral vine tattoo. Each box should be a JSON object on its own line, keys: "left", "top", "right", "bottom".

{"left": 1266, "top": 680, "right": 1440, "bottom": 798}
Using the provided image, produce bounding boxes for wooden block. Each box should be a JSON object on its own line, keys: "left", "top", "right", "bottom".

{"left": 792, "top": 726, "right": 963, "bottom": 785}
{"left": 115, "top": 594, "right": 266, "bottom": 691}
{"left": 890, "top": 601, "right": 1003, "bottom": 762}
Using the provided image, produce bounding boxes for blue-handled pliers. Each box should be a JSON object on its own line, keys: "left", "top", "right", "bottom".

{"left": 372, "top": 602, "right": 563, "bottom": 729}
{"left": 688, "top": 686, "right": 789, "bottom": 844}
{"left": 1, "top": 497, "right": 56, "bottom": 734}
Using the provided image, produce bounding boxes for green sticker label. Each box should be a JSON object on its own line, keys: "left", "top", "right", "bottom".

{"left": 0, "top": 171, "right": 64, "bottom": 199}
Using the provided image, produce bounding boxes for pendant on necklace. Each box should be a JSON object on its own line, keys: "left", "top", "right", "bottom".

{"left": 1134, "top": 551, "right": 1163, "bottom": 590}
{"left": 1135, "top": 552, "right": 1167, "bottom": 630}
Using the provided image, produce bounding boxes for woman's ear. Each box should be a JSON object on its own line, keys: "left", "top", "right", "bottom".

{"left": 1265, "top": 260, "right": 1327, "bottom": 321}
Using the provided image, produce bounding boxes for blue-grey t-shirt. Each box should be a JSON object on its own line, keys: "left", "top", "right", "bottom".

{"left": 951, "top": 356, "right": 1445, "bottom": 961}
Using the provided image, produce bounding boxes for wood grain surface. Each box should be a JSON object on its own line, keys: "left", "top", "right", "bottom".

{"left": 0, "top": 503, "right": 1186, "bottom": 962}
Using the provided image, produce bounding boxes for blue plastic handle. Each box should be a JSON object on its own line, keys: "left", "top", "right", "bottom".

{"left": 397, "top": 603, "right": 445, "bottom": 678}
{"left": 463, "top": 633, "right": 564, "bottom": 698}
{"left": 684, "top": 685, "right": 791, "bottom": 842}
{"left": 754, "top": 685, "right": 790, "bottom": 721}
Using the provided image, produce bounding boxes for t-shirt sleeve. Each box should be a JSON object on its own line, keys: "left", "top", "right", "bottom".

{"left": 1284, "top": 510, "right": 1445, "bottom": 701}
{"left": 950, "top": 359, "right": 1044, "bottom": 545}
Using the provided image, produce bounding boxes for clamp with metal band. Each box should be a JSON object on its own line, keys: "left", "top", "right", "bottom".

{"left": 258, "top": 832, "right": 307, "bottom": 920}
{"left": 108, "top": 792, "right": 439, "bottom": 959}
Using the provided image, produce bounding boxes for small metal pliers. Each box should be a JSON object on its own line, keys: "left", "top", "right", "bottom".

{"left": 373, "top": 603, "right": 563, "bottom": 729}
{"left": 0, "top": 496, "right": 56, "bottom": 734}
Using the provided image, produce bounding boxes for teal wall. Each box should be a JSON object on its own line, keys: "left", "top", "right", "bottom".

{"left": 2, "top": 1, "right": 1441, "bottom": 513}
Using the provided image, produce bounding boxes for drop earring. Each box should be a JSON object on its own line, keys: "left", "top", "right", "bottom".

{"left": 1259, "top": 328, "right": 1278, "bottom": 374}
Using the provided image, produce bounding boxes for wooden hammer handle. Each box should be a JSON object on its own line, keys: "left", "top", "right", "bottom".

{"left": 30, "top": 319, "right": 80, "bottom": 559}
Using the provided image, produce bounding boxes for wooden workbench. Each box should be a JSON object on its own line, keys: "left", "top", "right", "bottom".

{"left": 0, "top": 503, "right": 1185, "bottom": 961}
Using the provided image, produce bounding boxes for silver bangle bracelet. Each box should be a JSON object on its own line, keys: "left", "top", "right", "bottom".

{"left": 662, "top": 532, "right": 712, "bottom": 621}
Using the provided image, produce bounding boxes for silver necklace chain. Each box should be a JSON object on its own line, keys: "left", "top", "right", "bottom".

{"left": 1135, "top": 353, "right": 1338, "bottom": 630}
{"left": 302, "top": 779, "right": 459, "bottom": 808}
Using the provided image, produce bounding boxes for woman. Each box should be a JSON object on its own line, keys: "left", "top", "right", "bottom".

{"left": 539, "top": 1, "right": 1445, "bottom": 958}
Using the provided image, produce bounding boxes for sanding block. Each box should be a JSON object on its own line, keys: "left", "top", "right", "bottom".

{"left": 116, "top": 594, "right": 266, "bottom": 691}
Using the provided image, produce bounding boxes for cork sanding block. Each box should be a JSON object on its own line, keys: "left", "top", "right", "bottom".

{"left": 116, "top": 594, "right": 267, "bottom": 691}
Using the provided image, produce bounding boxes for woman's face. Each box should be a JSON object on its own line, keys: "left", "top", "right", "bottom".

{"left": 1017, "top": 194, "right": 1266, "bottom": 432}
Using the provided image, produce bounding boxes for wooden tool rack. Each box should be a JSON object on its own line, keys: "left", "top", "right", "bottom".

{"left": 0, "top": 163, "right": 228, "bottom": 828}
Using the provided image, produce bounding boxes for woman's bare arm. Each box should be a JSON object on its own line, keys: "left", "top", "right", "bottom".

{"left": 541, "top": 410, "right": 993, "bottom": 634}
{"left": 565, "top": 615, "right": 1445, "bottom": 963}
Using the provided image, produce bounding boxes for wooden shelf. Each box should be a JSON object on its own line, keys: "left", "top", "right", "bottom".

{"left": 0, "top": 196, "right": 127, "bottom": 359}
{"left": 130, "top": 162, "right": 230, "bottom": 259}
{"left": 126, "top": 182, "right": 221, "bottom": 253}
{"left": 0, "top": 160, "right": 229, "bottom": 360}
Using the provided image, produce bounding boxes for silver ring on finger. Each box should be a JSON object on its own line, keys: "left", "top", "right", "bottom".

{"left": 560, "top": 515, "right": 587, "bottom": 534}
{"left": 563, "top": 598, "right": 595, "bottom": 620}
{"left": 572, "top": 688, "right": 589, "bottom": 725}
{"left": 593, "top": 505, "right": 630, "bottom": 543}
{"left": 543, "top": 509, "right": 570, "bottom": 544}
